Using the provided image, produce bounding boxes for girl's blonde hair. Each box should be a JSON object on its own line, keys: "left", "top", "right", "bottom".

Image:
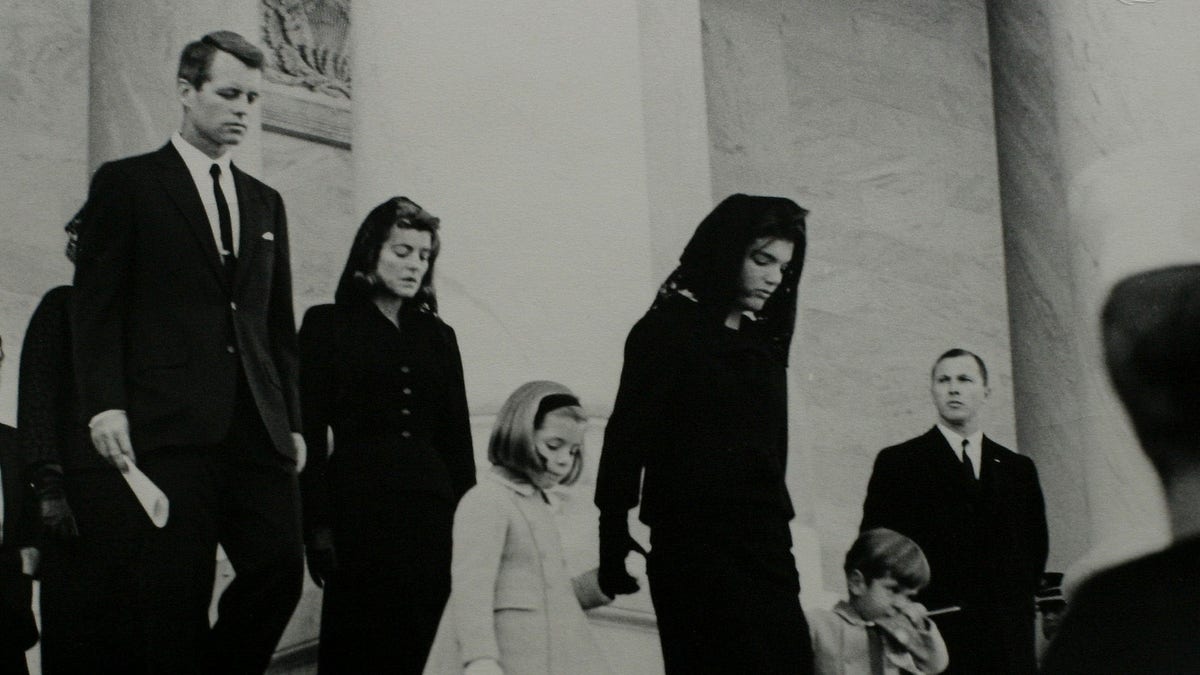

{"left": 489, "top": 381, "right": 586, "bottom": 485}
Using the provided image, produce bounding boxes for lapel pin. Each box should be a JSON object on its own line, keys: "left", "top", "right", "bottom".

{"left": 261, "top": 231, "right": 275, "bottom": 241}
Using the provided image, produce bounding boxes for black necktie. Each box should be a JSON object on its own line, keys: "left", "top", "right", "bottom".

{"left": 209, "top": 163, "right": 235, "bottom": 267}
{"left": 961, "top": 439, "right": 976, "bottom": 481}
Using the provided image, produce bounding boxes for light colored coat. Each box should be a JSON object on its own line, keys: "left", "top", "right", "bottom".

{"left": 424, "top": 467, "right": 612, "bottom": 674}
{"left": 808, "top": 601, "right": 949, "bottom": 675}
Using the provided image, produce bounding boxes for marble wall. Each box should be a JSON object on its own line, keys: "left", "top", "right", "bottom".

{"left": 700, "top": 0, "right": 1014, "bottom": 592}
{"left": 0, "top": 0, "right": 90, "bottom": 425}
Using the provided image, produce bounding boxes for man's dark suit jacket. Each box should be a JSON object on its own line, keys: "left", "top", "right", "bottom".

{"left": 72, "top": 143, "right": 302, "bottom": 459}
{"left": 0, "top": 424, "right": 38, "bottom": 658}
{"left": 862, "top": 426, "right": 1048, "bottom": 674}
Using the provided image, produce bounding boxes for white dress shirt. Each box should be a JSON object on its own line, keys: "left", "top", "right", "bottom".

{"left": 936, "top": 424, "right": 983, "bottom": 479}
{"left": 170, "top": 132, "right": 241, "bottom": 256}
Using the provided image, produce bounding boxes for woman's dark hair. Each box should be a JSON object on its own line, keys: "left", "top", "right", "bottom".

{"left": 674, "top": 194, "right": 807, "bottom": 308}
{"left": 653, "top": 194, "right": 808, "bottom": 357}
{"left": 334, "top": 197, "right": 441, "bottom": 313}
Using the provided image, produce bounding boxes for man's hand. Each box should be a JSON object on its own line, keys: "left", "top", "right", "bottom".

{"left": 90, "top": 410, "right": 135, "bottom": 472}
{"left": 292, "top": 433, "right": 307, "bottom": 473}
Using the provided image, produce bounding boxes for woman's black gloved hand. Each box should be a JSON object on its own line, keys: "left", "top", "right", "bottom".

{"left": 305, "top": 527, "right": 338, "bottom": 588}
{"left": 39, "top": 489, "right": 80, "bottom": 540}
{"left": 598, "top": 511, "right": 647, "bottom": 598}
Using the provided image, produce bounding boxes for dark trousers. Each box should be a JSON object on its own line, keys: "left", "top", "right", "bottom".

{"left": 317, "top": 497, "right": 454, "bottom": 674}
{"left": 39, "top": 467, "right": 149, "bottom": 674}
{"left": 647, "top": 521, "right": 813, "bottom": 675}
{"left": 0, "top": 548, "right": 35, "bottom": 675}
{"left": 938, "top": 604, "right": 1037, "bottom": 675}
{"left": 135, "top": 378, "right": 303, "bottom": 675}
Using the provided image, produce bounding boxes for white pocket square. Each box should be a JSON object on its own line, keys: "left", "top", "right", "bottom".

{"left": 262, "top": 231, "right": 275, "bottom": 241}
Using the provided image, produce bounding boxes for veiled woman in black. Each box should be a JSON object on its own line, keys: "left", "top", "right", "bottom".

{"left": 299, "top": 197, "right": 475, "bottom": 674}
{"left": 594, "top": 194, "right": 813, "bottom": 674}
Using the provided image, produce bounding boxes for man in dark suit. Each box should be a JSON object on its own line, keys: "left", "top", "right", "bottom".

{"left": 0, "top": 337, "right": 39, "bottom": 675}
{"left": 71, "top": 31, "right": 305, "bottom": 674}
{"left": 861, "top": 349, "right": 1048, "bottom": 674}
{"left": 1041, "top": 265, "right": 1200, "bottom": 673}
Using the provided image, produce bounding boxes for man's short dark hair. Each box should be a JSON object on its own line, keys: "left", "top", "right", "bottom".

{"left": 844, "top": 528, "right": 931, "bottom": 590}
{"left": 178, "top": 31, "right": 264, "bottom": 88}
{"left": 932, "top": 348, "right": 989, "bottom": 386}
{"left": 1102, "top": 264, "right": 1200, "bottom": 474}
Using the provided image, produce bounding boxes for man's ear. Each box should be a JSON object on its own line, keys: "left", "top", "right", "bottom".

{"left": 177, "top": 78, "right": 194, "bottom": 104}
{"left": 847, "top": 569, "right": 867, "bottom": 596}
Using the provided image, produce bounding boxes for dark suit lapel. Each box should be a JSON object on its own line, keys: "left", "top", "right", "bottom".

{"left": 231, "top": 164, "right": 262, "bottom": 295}
{"left": 979, "top": 436, "right": 1006, "bottom": 493}
{"left": 151, "top": 144, "right": 229, "bottom": 290}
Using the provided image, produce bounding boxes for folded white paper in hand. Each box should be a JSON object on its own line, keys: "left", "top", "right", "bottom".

{"left": 122, "top": 463, "right": 169, "bottom": 528}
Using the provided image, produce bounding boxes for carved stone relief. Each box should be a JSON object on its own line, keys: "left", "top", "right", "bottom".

{"left": 260, "top": 0, "right": 353, "bottom": 148}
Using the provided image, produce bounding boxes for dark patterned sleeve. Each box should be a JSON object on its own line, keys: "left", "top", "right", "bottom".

{"left": 18, "top": 286, "right": 73, "bottom": 496}
{"left": 435, "top": 322, "right": 476, "bottom": 501}
{"left": 298, "top": 306, "right": 336, "bottom": 539}
{"left": 594, "top": 315, "right": 678, "bottom": 514}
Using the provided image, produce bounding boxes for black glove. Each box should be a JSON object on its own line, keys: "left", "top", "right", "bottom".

{"left": 39, "top": 490, "right": 80, "bottom": 540}
{"left": 305, "top": 528, "right": 338, "bottom": 588}
{"left": 598, "top": 511, "right": 647, "bottom": 598}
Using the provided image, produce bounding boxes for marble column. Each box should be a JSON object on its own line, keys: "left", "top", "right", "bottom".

{"left": 88, "top": 0, "right": 262, "bottom": 173}
{"left": 988, "top": 1, "right": 1200, "bottom": 582}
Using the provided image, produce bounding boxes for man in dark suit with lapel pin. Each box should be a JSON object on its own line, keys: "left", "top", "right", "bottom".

{"left": 861, "top": 349, "right": 1048, "bottom": 674}
{"left": 0, "top": 337, "right": 39, "bottom": 675}
{"left": 71, "top": 31, "right": 305, "bottom": 674}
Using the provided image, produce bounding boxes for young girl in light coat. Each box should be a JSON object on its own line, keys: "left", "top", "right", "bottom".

{"left": 424, "top": 381, "right": 613, "bottom": 675}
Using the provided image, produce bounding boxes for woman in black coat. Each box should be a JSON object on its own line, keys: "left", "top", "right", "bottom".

{"left": 594, "top": 194, "right": 813, "bottom": 674}
{"left": 299, "top": 197, "right": 475, "bottom": 674}
{"left": 19, "top": 213, "right": 152, "bottom": 673}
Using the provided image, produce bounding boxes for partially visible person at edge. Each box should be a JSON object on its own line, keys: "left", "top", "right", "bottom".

{"left": 70, "top": 30, "right": 306, "bottom": 673}
{"left": 594, "top": 194, "right": 814, "bottom": 674}
{"left": 0, "top": 334, "right": 39, "bottom": 674}
{"left": 423, "top": 381, "right": 613, "bottom": 675}
{"left": 1041, "top": 265, "right": 1200, "bottom": 673}
{"left": 299, "top": 196, "right": 475, "bottom": 674}
{"left": 18, "top": 210, "right": 151, "bottom": 673}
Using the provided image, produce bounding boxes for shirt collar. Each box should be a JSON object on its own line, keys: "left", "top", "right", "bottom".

{"left": 171, "top": 132, "right": 232, "bottom": 178}
{"left": 936, "top": 423, "right": 983, "bottom": 456}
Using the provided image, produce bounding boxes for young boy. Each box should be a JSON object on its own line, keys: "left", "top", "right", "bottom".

{"left": 807, "top": 528, "right": 950, "bottom": 675}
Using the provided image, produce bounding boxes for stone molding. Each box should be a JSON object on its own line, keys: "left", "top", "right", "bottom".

{"left": 261, "top": 0, "right": 352, "bottom": 148}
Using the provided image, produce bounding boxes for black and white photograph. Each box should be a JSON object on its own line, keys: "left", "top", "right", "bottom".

{"left": 1, "top": 1, "right": 1198, "bottom": 673}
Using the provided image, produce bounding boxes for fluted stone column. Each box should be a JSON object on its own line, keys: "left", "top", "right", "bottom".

{"left": 89, "top": 0, "right": 262, "bottom": 173}
{"left": 988, "top": 1, "right": 1200, "bottom": 582}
